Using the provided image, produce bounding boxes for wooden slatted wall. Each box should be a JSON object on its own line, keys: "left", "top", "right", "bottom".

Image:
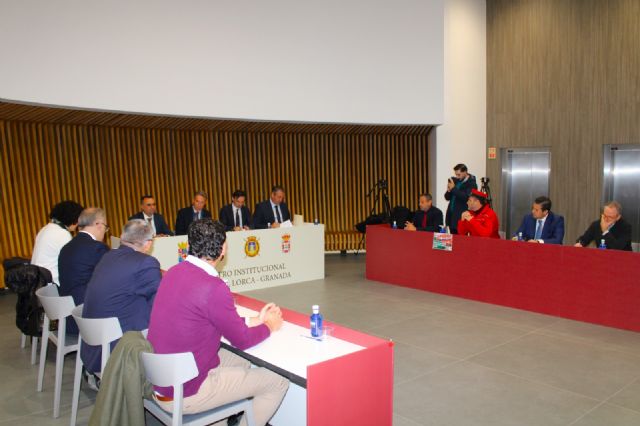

{"left": 0, "top": 111, "right": 430, "bottom": 268}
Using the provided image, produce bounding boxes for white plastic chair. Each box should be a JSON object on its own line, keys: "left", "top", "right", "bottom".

{"left": 140, "top": 352, "right": 255, "bottom": 426}
{"left": 21, "top": 333, "right": 39, "bottom": 365}
{"left": 69, "top": 305, "right": 123, "bottom": 426}
{"left": 35, "top": 285, "right": 79, "bottom": 418}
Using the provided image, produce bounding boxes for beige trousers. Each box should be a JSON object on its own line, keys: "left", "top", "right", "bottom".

{"left": 156, "top": 348, "right": 289, "bottom": 426}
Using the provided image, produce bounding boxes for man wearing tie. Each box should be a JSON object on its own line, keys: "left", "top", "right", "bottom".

{"left": 253, "top": 185, "right": 291, "bottom": 229}
{"left": 219, "top": 190, "right": 252, "bottom": 231}
{"left": 512, "top": 196, "right": 565, "bottom": 244}
{"left": 404, "top": 193, "right": 444, "bottom": 232}
{"left": 175, "top": 191, "right": 212, "bottom": 235}
{"left": 574, "top": 201, "right": 632, "bottom": 251}
{"left": 129, "top": 195, "right": 173, "bottom": 236}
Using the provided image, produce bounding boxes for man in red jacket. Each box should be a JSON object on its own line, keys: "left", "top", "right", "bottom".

{"left": 457, "top": 189, "right": 500, "bottom": 238}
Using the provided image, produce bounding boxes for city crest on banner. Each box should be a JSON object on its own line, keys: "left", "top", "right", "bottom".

{"left": 177, "top": 241, "right": 189, "bottom": 262}
{"left": 281, "top": 234, "right": 291, "bottom": 253}
{"left": 244, "top": 236, "right": 260, "bottom": 257}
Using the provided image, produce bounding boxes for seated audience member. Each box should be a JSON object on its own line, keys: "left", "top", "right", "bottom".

{"left": 175, "top": 191, "right": 211, "bottom": 235}
{"left": 512, "top": 196, "right": 565, "bottom": 244}
{"left": 219, "top": 189, "right": 253, "bottom": 231}
{"left": 574, "top": 201, "right": 632, "bottom": 251}
{"left": 58, "top": 208, "right": 110, "bottom": 334}
{"left": 148, "top": 219, "right": 288, "bottom": 426}
{"left": 457, "top": 189, "right": 500, "bottom": 238}
{"left": 253, "top": 185, "right": 291, "bottom": 229}
{"left": 81, "top": 219, "right": 161, "bottom": 374}
{"left": 445, "top": 163, "right": 477, "bottom": 234}
{"left": 129, "top": 194, "right": 172, "bottom": 236}
{"left": 405, "top": 193, "right": 444, "bottom": 232}
{"left": 31, "top": 200, "right": 84, "bottom": 285}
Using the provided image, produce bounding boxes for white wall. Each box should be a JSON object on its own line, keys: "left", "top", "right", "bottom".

{"left": 0, "top": 0, "right": 444, "bottom": 125}
{"left": 431, "top": 0, "right": 486, "bottom": 210}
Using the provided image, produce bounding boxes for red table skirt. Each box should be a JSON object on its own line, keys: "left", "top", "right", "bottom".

{"left": 365, "top": 225, "right": 640, "bottom": 332}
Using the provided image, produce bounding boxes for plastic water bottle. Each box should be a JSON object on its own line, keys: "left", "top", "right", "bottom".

{"left": 517, "top": 232, "right": 523, "bottom": 241}
{"left": 267, "top": 222, "right": 271, "bottom": 228}
{"left": 440, "top": 225, "right": 446, "bottom": 233}
{"left": 392, "top": 221, "right": 398, "bottom": 229}
{"left": 310, "top": 305, "right": 323, "bottom": 338}
{"left": 598, "top": 239, "right": 607, "bottom": 250}
{"left": 314, "top": 218, "right": 319, "bottom": 225}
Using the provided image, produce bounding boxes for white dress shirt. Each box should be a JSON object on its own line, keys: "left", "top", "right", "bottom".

{"left": 31, "top": 222, "right": 72, "bottom": 285}
{"left": 232, "top": 205, "right": 243, "bottom": 228}
{"left": 143, "top": 213, "right": 157, "bottom": 236}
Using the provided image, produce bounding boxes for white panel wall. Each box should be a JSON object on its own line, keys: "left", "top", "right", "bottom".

{"left": 0, "top": 0, "right": 444, "bottom": 125}
{"left": 431, "top": 0, "right": 486, "bottom": 210}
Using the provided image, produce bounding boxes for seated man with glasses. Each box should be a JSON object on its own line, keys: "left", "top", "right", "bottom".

{"left": 58, "top": 207, "right": 110, "bottom": 334}
{"left": 81, "top": 219, "right": 162, "bottom": 374}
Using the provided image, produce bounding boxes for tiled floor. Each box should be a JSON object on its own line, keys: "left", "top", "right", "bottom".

{"left": 2, "top": 254, "right": 640, "bottom": 425}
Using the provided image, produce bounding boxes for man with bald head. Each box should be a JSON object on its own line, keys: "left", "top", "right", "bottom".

{"left": 575, "top": 201, "right": 632, "bottom": 251}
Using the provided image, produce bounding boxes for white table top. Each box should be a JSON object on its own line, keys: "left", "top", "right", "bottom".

{"left": 229, "top": 306, "right": 365, "bottom": 380}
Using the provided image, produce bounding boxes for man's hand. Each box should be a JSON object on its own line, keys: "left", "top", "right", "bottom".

{"left": 447, "top": 180, "right": 455, "bottom": 191}
{"left": 243, "top": 226, "right": 250, "bottom": 231}
{"left": 527, "top": 239, "right": 540, "bottom": 243}
{"left": 264, "top": 308, "right": 283, "bottom": 332}
{"left": 461, "top": 211, "right": 472, "bottom": 221}
{"left": 405, "top": 222, "right": 416, "bottom": 231}
{"left": 233, "top": 226, "right": 242, "bottom": 232}
{"left": 271, "top": 222, "right": 281, "bottom": 229}
{"left": 600, "top": 214, "right": 615, "bottom": 233}
{"left": 574, "top": 242, "right": 583, "bottom": 248}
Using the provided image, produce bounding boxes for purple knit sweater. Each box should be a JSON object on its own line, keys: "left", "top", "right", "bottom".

{"left": 147, "top": 260, "right": 270, "bottom": 398}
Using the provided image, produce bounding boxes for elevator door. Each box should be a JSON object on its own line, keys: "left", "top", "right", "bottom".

{"left": 501, "top": 148, "right": 551, "bottom": 238}
{"left": 603, "top": 145, "right": 640, "bottom": 247}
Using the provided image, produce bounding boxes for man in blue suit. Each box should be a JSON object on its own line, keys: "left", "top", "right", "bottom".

{"left": 513, "top": 196, "right": 565, "bottom": 244}
{"left": 129, "top": 194, "right": 173, "bottom": 236}
{"left": 58, "top": 208, "right": 110, "bottom": 334}
{"left": 253, "top": 185, "right": 291, "bottom": 229}
{"left": 81, "top": 219, "right": 161, "bottom": 374}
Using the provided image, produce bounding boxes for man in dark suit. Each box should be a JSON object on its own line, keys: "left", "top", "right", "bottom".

{"left": 81, "top": 219, "right": 162, "bottom": 373}
{"left": 444, "top": 164, "right": 477, "bottom": 234}
{"left": 253, "top": 185, "right": 291, "bottom": 229}
{"left": 58, "top": 208, "right": 110, "bottom": 334}
{"left": 575, "top": 201, "right": 632, "bottom": 251}
{"left": 219, "top": 189, "right": 253, "bottom": 231}
{"left": 129, "top": 194, "right": 172, "bottom": 236}
{"left": 513, "top": 196, "right": 565, "bottom": 244}
{"left": 175, "top": 191, "right": 212, "bottom": 235}
{"left": 404, "top": 193, "right": 444, "bottom": 232}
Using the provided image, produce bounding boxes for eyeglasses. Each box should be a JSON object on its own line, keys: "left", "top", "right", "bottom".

{"left": 96, "top": 222, "right": 110, "bottom": 232}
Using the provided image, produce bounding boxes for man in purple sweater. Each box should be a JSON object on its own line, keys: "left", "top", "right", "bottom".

{"left": 147, "top": 219, "right": 288, "bottom": 426}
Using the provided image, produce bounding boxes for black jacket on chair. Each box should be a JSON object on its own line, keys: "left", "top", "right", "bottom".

{"left": 253, "top": 200, "right": 291, "bottom": 229}
{"left": 219, "top": 204, "right": 252, "bottom": 231}
{"left": 174, "top": 207, "right": 212, "bottom": 235}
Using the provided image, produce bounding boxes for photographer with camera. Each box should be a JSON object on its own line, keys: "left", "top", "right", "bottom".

{"left": 444, "top": 164, "right": 477, "bottom": 234}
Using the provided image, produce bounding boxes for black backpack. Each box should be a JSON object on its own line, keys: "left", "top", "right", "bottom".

{"left": 3, "top": 258, "right": 52, "bottom": 337}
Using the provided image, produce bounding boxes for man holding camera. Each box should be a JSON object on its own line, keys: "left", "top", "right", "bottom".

{"left": 444, "top": 164, "right": 477, "bottom": 234}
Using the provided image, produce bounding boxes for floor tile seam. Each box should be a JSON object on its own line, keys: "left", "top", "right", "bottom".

{"left": 459, "top": 326, "right": 545, "bottom": 361}
{"left": 598, "top": 376, "right": 640, "bottom": 414}
{"left": 392, "top": 358, "right": 467, "bottom": 387}
{"left": 364, "top": 311, "right": 447, "bottom": 335}
{"left": 393, "top": 412, "right": 425, "bottom": 425}
{"left": 439, "top": 305, "right": 562, "bottom": 332}
{"left": 531, "top": 329, "right": 640, "bottom": 361}
{"left": 565, "top": 400, "right": 607, "bottom": 426}
{"left": 383, "top": 336, "right": 467, "bottom": 361}
{"left": 463, "top": 358, "right": 606, "bottom": 404}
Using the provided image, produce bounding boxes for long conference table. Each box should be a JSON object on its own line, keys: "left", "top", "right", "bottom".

{"left": 366, "top": 225, "right": 640, "bottom": 332}
{"left": 111, "top": 223, "right": 324, "bottom": 291}
{"left": 228, "top": 294, "right": 393, "bottom": 426}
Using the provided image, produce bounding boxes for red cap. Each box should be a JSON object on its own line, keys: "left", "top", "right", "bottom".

{"left": 470, "top": 189, "right": 488, "bottom": 199}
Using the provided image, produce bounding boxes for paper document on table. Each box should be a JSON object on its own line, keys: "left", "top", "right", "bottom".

{"left": 280, "top": 220, "right": 293, "bottom": 228}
